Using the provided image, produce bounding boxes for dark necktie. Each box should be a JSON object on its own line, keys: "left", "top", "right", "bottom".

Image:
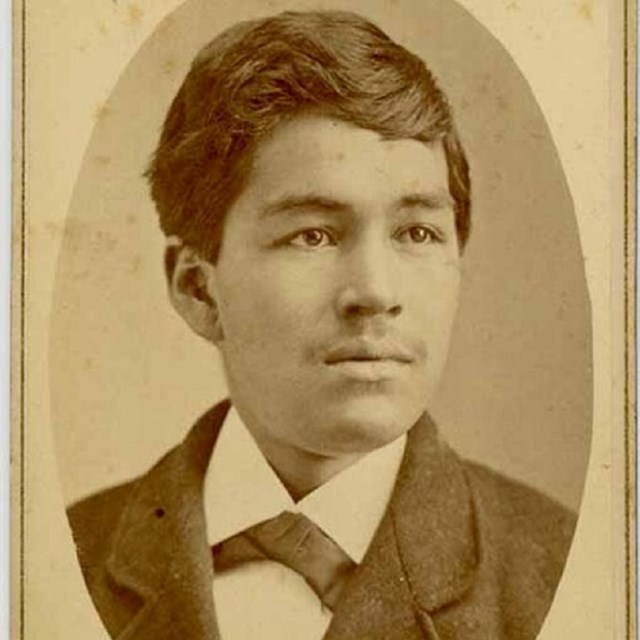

{"left": 212, "top": 510, "right": 357, "bottom": 611}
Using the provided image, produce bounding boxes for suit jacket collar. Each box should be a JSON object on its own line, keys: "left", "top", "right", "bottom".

{"left": 106, "top": 401, "right": 229, "bottom": 640}
{"left": 325, "top": 413, "right": 478, "bottom": 640}
{"left": 105, "top": 403, "right": 478, "bottom": 640}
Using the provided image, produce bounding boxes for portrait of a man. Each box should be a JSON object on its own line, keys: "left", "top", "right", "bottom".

{"left": 65, "top": 9, "right": 580, "bottom": 640}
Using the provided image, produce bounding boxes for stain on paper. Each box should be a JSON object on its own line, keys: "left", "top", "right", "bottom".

{"left": 577, "top": 0, "right": 594, "bottom": 20}
{"left": 129, "top": 255, "right": 142, "bottom": 275}
{"left": 126, "top": 3, "right": 144, "bottom": 27}
{"left": 94, "top": 103, "right": 112, "bottom": 122}
{"left": 496, "top": 95, "right": 510, "bottom": 113}
{"left": 162, "top": 59, "right": 177, "bottom": 77}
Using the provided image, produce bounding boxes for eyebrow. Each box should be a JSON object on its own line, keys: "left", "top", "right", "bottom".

{"left": 259, "top": 195, "right": 353, "bottom": 219}
{"left": 399, "top": 190, "right": 455, "bottom": 210}
{"left": 258, "top": 189, "right": 454, "bottom": 219}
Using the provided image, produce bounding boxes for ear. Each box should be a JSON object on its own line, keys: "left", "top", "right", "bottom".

{"left": 164, "top": 237, "right": 224, "bottom": 344}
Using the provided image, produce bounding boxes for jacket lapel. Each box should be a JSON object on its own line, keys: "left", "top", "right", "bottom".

{"left": 105, "top": 402, "right": 230, "bottom": 640}
{"left": 325, "top": 413, "right": 479, "bottom": 640}
{"left": 103, "top": 406, "right": 483, "bottom": 640}
{"left": 323, "top": 510, "right": 428, "bottom": 640}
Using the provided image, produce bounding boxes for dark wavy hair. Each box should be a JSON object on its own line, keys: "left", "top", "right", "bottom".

{"left": 146, "top": 10, "right": 471, "bottom": 261}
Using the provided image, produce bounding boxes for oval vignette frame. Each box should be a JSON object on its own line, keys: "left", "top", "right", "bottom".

{"left": 50, "top": 0, "right": 592, "bottom": 577}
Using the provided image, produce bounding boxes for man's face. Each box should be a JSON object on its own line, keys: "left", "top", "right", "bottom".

{"left": 206, "top": 116, "right": 461, "bottom": 459}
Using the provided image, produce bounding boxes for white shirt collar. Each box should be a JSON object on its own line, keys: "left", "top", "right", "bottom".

{"left": 204, "top": 407, "right": 406, "bottom": 563}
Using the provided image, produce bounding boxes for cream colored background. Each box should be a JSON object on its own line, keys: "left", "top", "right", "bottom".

{"left": 14, "top": 0, "right": 627, "bottom": 639}
{"left": 50, "top": 0, "right": 592, "bottom": 512}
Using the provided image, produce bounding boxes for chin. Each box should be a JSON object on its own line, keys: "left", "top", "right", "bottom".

{"left": 318, "top": 396, "right": 424, "bottom": 456}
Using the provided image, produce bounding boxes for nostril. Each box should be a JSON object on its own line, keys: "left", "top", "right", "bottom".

{"left": 343, "top": 301, "right": 402, "bottom": 318}
{"left": 337, "top": 280, "right": 401, "bottom": 318}
{"left": 344, "top": 302, "right": 369, "bottom": 317}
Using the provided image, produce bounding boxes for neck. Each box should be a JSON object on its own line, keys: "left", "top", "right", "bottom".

{"left": 249, "top": 431, "right": 364, "bottom": 501}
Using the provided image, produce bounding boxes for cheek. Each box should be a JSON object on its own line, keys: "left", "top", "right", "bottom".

{"left": 406, "top": 261, "right": 461, "bottom": 326}
{"left": 218, "top": 284, "right": 274, "bottom": 347}
{"left": 215, "top": 268, "right": 324, "bottom": 355}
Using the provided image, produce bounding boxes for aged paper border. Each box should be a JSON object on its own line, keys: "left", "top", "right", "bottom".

{"left": 623, "top": 0, "right": 637, "bottom": 633}
{"left": 10, "top": 0, "right": 638, "bottom": 637}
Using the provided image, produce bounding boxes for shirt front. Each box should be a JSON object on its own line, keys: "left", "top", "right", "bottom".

{"left": 204, "top": 407, "right": 407, "bottom": 640}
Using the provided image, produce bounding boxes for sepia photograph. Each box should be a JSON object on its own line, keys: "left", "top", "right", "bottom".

{"left": 12, "top": 0, "right": 635, "bottom": 639}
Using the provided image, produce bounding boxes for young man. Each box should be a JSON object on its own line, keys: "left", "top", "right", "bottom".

{"left": 69, "top": 11, "right": 575, "bottom": 640}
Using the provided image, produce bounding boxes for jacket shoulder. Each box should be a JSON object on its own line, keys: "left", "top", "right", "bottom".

{"left": 67, "top": 480, "right": 148, "bottom": 634}
{"left": 67, "top": 481, "right": 139, "bottom": 581}
{"left": 463, "top": 459, "right": 577, "bottom": 586}
{"left": 68, "top": 480, "right": 138, "bottom": 527}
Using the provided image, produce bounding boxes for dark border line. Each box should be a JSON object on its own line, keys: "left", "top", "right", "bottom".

{"left": 14, "top": 2, "right": 636, "bottom": 638}
{"left": 20, "top": 0, "right": 26, "bottom": 637}
{"left": 623, "top": 0, "right": 627, "bottom": 632}
{"left": 623, "top": 0, "right": 636, "bottom": 638}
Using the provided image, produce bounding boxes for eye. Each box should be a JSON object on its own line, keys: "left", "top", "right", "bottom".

{"left": 288, "top": 228, "right": 336, "bottom": 248}
{"left": 395, "top": 225, "right": 443, "bottom": 245}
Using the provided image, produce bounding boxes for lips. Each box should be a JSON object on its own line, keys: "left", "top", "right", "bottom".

{"left": 323, "top": 339, "right": 415, "bottom": 366}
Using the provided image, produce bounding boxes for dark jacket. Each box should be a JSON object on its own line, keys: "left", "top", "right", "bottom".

{"left": 68, "top": 401, "right": 576, "bottom": 640}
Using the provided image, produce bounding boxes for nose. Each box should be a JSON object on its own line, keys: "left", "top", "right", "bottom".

{"left": 335, "top": 241, "right": 402, "bottom": 320}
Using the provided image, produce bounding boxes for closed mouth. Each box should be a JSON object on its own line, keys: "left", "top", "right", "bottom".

{"left": 323, "top": 342, "right": 414, "bottom": 366}
{"left": 325, "top": 356, "right": 410, "bottom": 365}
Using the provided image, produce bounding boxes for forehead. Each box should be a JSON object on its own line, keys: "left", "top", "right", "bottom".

{"left": 234, "top": 116, "right": 451, "bottom": 217}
